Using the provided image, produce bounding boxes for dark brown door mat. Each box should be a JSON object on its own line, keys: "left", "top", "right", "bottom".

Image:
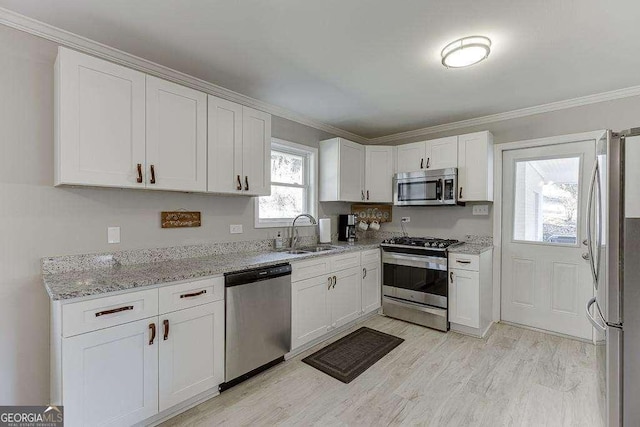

{"left": 302, "top": 327, "right": 404, "bottom": 383}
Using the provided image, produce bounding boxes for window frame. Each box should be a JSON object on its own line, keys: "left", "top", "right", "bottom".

{"left": 254, "top": 138, "right": 318, "bottom": 228}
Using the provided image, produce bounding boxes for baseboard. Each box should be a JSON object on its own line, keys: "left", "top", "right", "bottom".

{"left": 139, "top": 388, "right": 220, "bottom": 427}
{"left": 286, "top": 310, "right": 380, "bottom": 359}
{"left": 450, "top": 321, "right": 494, "bottom": 339}
{"left": 498, "top": 320, "right": 592, "bottom": 343}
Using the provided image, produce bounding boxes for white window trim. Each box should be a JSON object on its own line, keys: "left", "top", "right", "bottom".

{"left": 254, "top": 138, "right": 318, "bottom": 228}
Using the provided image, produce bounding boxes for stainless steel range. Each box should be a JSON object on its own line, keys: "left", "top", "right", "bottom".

{"left": 381, "top": 237, "right": 461, "bottom": 332}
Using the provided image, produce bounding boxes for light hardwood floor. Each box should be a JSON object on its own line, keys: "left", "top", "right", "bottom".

{"left": 161, "top": 315, "right": 603, "bottom": 427}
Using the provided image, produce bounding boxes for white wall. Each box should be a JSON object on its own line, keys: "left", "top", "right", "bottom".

{"left": 0, "top": 25, "right": 348, "bottom": 404}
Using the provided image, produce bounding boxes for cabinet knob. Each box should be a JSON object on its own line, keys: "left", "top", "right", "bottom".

{"left": 150, "top": 164, "right": 156, "bottom": 184}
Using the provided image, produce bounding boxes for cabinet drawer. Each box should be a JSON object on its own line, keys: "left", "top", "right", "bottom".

{"left": 62, "top": 289, "right": 158, "bottom": 337}
{"left": 329, "top": 252, "right": 361, "bottom": 272}
{"left": 292, "top": 257, "right": 331, "bottom": 282}
{"left": 159, "top": 276, "right": 224, "bottom": 314}
{"left": 360, "top": 249, "right": 381, "bottom": 265}
{"left": 448, "top": 253, "right": 480, "bottom": 271}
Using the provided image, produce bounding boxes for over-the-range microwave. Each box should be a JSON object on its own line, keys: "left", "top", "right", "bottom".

{"left": 393, "top": 168, "right": 458, "bottom": 206}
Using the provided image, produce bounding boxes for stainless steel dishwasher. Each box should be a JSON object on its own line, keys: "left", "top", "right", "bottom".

{"left": 221, "top": 263, "right": 291, "bottom": 390}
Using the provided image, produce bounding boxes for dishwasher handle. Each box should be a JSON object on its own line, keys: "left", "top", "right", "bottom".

{"left": 225, "top": 263, "right": 292, "bottom": 287}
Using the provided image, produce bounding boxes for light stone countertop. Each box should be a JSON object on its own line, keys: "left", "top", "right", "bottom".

{"left": 42, "top": 240, "right": 382, "bottom": 301}
{"left": 447, "top": 242, "right": 494, "bottom": 255}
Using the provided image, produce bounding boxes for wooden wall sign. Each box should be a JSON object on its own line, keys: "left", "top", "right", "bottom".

{"left": 351, "top": 204, "right": 392, "bottom": 223}
{"left": 161, "top": 211, "right": 201, "bottom": 228}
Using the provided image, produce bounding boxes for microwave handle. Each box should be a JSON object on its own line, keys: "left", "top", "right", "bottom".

{"left": 436, "top": 179, "right": 442, "bottom": 200}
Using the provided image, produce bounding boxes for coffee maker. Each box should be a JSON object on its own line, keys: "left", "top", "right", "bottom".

{"left": 338, "top": 214, "right": 357, "bottom": 243}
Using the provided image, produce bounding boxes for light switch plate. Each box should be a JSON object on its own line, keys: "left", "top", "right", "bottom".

{"left": 472, "top": 205, "right": 489, "bottom": 215}
{"left": 107, "top": 227, "right": 121, "bottom": 244}
{"left": 230, "top": 224, "right": 243, "bottom": 234}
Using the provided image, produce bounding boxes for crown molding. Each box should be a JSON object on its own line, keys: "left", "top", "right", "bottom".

{"left": 0, "top": 7, "right": 369, "bottom": 144}
{"left": 2, "top": 6, "right": 640, "bottom": 146}
{"left": 369, "top": 85, "right": 640, "bottom": 144}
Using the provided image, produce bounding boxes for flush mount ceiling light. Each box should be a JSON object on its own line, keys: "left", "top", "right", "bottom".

{"left": 441, "top": 36, "right": 491, "bottom": 68}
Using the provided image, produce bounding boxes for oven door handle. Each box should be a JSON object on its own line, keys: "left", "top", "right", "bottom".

{"left": 382, "top": 252, "right": 448, "bottom": 271}
{"left": 383, "top": 296, "right": 447, "bottom": 317}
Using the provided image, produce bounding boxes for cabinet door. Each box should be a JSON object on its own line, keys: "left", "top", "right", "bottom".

{"left": 365, "top": 146, "right": 394, "bottom": 202}
{"left": 427, "top": 136, "right": 458, "bottom": 170}
{"left": 329, "top": 267, "right": 362, "bottom": 329}
{"left": 159, "top": 301, "right": 224, "bottom": 411}
{"left": 458, "top": 131, "right": 493, "bottom": 202}
{"left": 146, "top": 76, "right": 207, "bottom": 192}
{"left": 208, "top": 95, "right": 243, "bottom": 194}
{"left": 396, "top": 141, "right": 426, "bottom": 173}
{"left": 242, "top": 106, "right": 271, "bottom": 196}
{"left": 63, "top": 318, "right": 158, "bottom": 426}
{"left": 339, "top": 140, "right": 366, "bottom": 201}
{"left": 292, "top": 276, "right": 330, "bottom": 349}
{"left": 56, "top": 47, "right": 146, "bottom": 188}
{"left": 449, "top": 269, "right": 480, "bottom": 328}
{"left": 361, "top": 261, "right": 381, "bottom": 315}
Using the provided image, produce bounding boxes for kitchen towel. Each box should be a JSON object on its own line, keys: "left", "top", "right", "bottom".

{"left": 319, "top": 218, "right": 331, "bottom": 243}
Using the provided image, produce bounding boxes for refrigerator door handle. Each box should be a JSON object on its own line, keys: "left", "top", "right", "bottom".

{"left": 586, "top": 296, "right": 606, "bottom": 333}
{"left": 586, "top": 161, "right": 598, "bottom": 285}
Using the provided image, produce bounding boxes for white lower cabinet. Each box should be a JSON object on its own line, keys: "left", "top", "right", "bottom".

{"left": 329, "top": 267, "right": 362, "bottom": 329}
{"left": 291, "top": 275, "right": 330, "bottom": 349}
{"left": 62, "top": 318, "right": 159, "bottom": 426}
{"left": 361, "top": 260, "right": 381, "bottom": 315}
{"left": 159, "top": 301, "right": 225, "bottom": 411}
{"left": 448, "top": 269, "right": 480, "bottom": 328}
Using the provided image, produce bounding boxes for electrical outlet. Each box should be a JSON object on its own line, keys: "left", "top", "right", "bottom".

{"left": 107, "top": 227, "right": 120, "bottom": 244}
{"left": 230, "top": 224, "right": 243, "bottom": 234}
{"left": 401, "top": 217, "right": 411, "bottom": 223}
{"left": 472, "top": 205, "right": 489, "bottom": 215}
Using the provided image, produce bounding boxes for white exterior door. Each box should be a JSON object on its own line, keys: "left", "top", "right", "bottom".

{"left": 361, "top": 261, "right": 381, "bottom": 315}
{"left": 339, "top": 140, "right": 366, "bottom": 201}
{"left": 56, "top": 47, "right": 146, "bottom": 188}
{"left": 428, "top": 136, "right": 458, "bottom": 170}
{"left": 242, "top": 106, "right": 271, "bottom": 196}
{"left": 501, "top": 140, "right": 595, "bottom": 339}
{"left": 159, "top": 302, "right": 224, "bottom": 411}
{"left": 329, "top": 267, "right": 362, "bottom": 329}
{"left": 449, "top": 268, "right": 480, "bottom": 328}
{"left": 207, "top": 95, "right": 243, "bottom": 194}
{"left": 146, "top": 76, "right": 207, "bottom": 192}
{"left": 365, "top": 146, "right": 394, "bottom": 202}
{"left": 63, "top": 318, "right": 158, "bottom": 426}
{"left": 292, "top": 276, "right": 330, "bottom": 349}
{"left": 396, "top": 141, "right": 426, "bottom": 173}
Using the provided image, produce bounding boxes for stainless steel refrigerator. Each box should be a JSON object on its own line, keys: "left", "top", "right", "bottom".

{"left": 585, "top": 129, "right": 640, "bottom": 427}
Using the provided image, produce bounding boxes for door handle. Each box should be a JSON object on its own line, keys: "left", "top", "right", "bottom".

{"left": 163, "top": 319, "right": 169, "bottom": 340}
{"left": 582, "top": 252, "right": 591, "bottom": 261}
{"left": 582, "top": 239, "right": 588, "bottom": 246}
{"left": 586, "top": 296, "right": 606, "bottom": 333}
{"left": 136, "top": 163, "right": 143, "bottom": 183}
{"left": 236, "top": 175, "right": 242, "bottom": 190}
{"left": 149, "top": 323, "right": 156, "bottom": 345}
{"left": 149, "top": 164, "right": 156, "bottom": 184}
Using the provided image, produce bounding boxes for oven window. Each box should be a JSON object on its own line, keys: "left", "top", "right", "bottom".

{"left": 383, "top": 263, "right": 448, "bottom": 297}
{"left": 398, "top": 180, "right": 438, "bottom": 201}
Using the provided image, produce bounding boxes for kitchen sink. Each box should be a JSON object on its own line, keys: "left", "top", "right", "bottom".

{"left": 283, "top": 249, "right": 311, "bottom": 254}
{"left": 281, "top": 245, "right": 341, "bottom": 255}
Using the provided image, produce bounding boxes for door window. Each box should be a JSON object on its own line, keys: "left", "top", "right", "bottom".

{"left": 512, "top": 156, "right": 581, "bottom": 245}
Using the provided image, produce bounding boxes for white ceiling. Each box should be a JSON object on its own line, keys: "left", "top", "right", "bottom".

{"left": 2, "top": 0, "right": 640, "bottom": 139}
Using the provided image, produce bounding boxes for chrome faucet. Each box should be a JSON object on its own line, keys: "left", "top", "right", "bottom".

{"left": 290, "top": 214, "right": 317, "bottom": 251}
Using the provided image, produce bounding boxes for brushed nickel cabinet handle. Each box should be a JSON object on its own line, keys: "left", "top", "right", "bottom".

{"left": 150, "top": 164, "right": 156, "bottom": 184}
{"left": 149, "top": 323, "right": 156, "bottom": 345}
{"left": 95, "top": 305, "right": 134, "bottom": 317}
{"left": 180, "top": 289, "right": 207, "bottom": 298}
{"left": 236, "top": 175, "right": 242, "bottom": 190}
{"left": 245, "top": 176, "right": 249, "bottom": 191}
{"left": 136, "top": 164, "right": 143, "bottom": 183}
{"left": 163, "top": 319, "right": 169, "bottom": 340}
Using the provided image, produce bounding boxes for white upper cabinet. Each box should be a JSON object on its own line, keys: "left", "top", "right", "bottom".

{"left": 458, "top": 131, "right": 494, "bottom": 202}
{"left": 207, "top": 95, "right": 243, "bottom": 193}
{"left": 206, "top": 96, "right": 271, "bottom": 196}
{"left": 146, "top": 76, "right": 207, "bottom": 192}
{"left": 319, "top": 138, "right": 366, "bottom": 202}
{"left": 396, "top": 136, "right": 458, "bottom": 173}
{"left": 55, "top": 47, "right": 146, "bottom": 188}
{"left": 365, "top": 146, "right": 394, "bottom": 202}
{"left": 242, "top": 106, "right": 271, "bottom": 196}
